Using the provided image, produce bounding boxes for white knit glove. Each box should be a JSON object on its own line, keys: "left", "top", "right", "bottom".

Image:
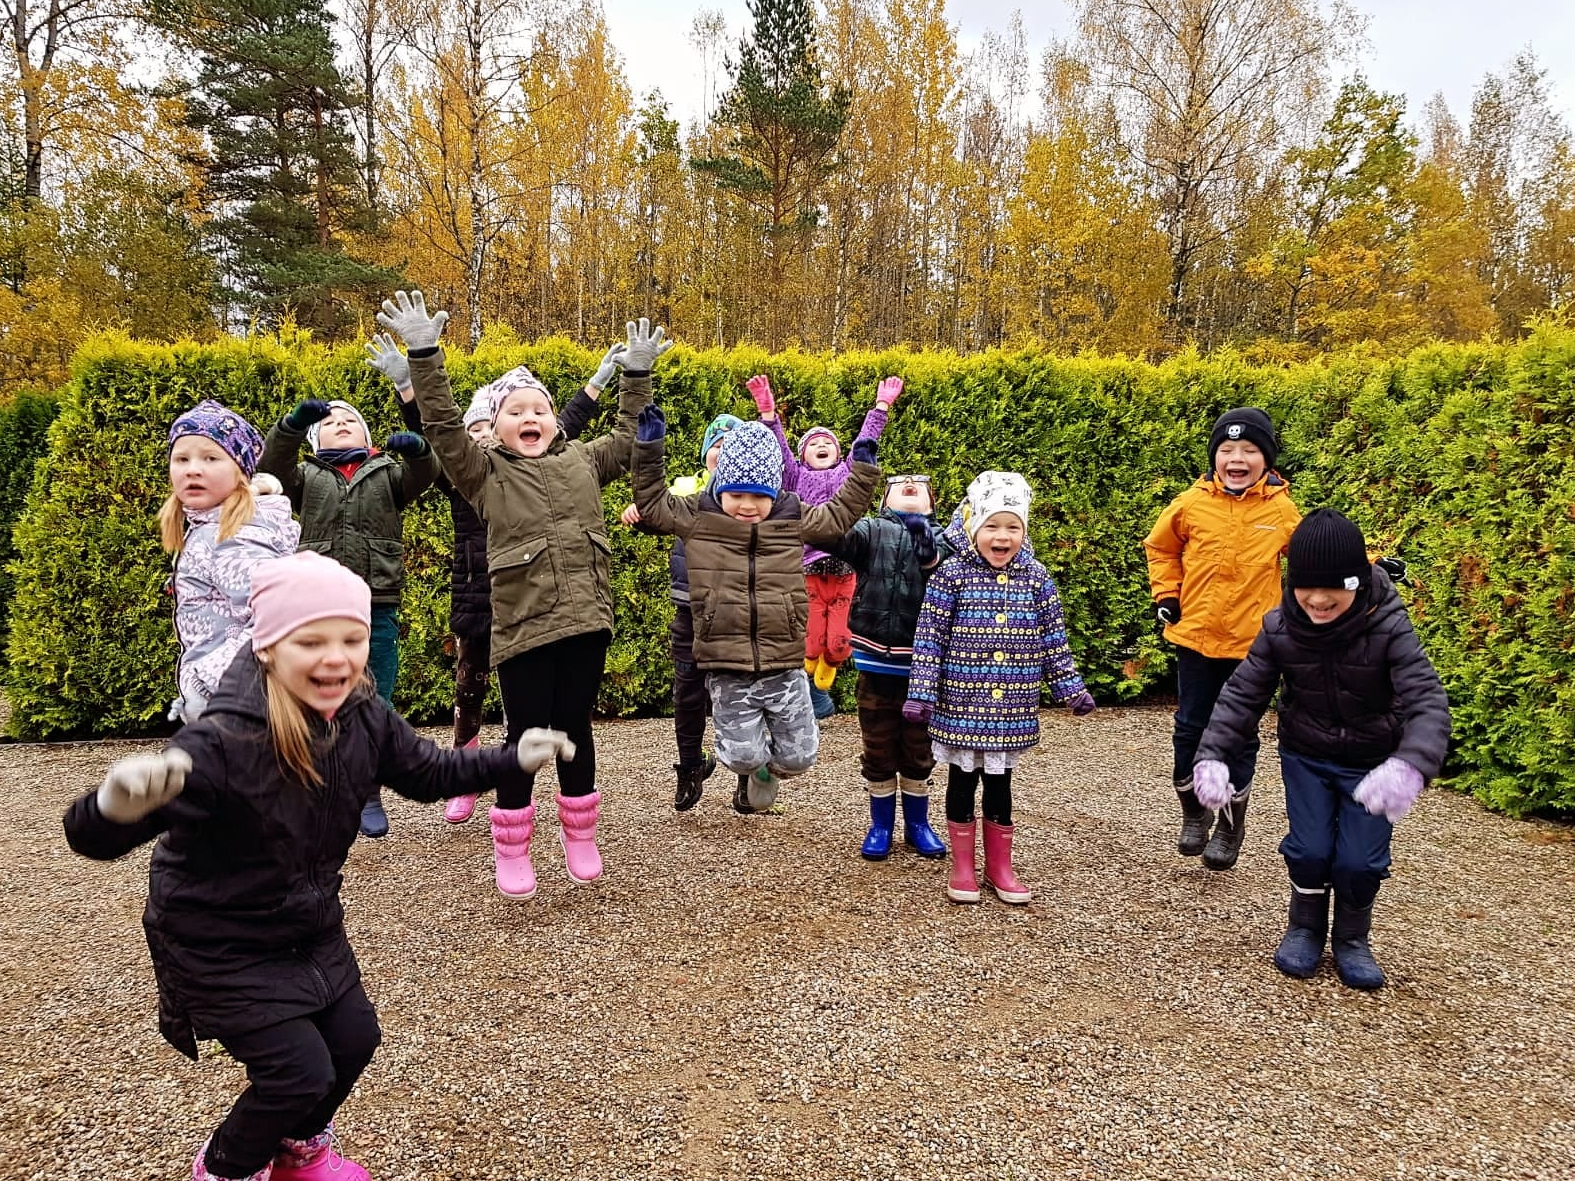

{"left": 515, "top": 728, "right": 576, "bottom": 773}
{"left": 250, "top": 473, "right": 284, "bottom": 496}
{"left": 96, "top": 749, "right": 193, "bottom": 824}
{"left": 376, "top": 290, "right": 449, "bottom": 351}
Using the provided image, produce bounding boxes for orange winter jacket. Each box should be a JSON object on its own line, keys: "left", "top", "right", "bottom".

{"left": 1143, "top": 473, "right": 1302, "bottom": 660}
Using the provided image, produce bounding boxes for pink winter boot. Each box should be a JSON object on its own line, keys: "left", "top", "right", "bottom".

{"left": 444, "top": 737, "right": 481, "bottom": 824}
{"left": 489, "top": 804, "right": 537, "bottom": 899}
{"left": 557, "top": 790, "right": 604, "bottom": 883}
{"left": 981, "top": 819, "right": 1032, "bottom": 905}
{"left": 193, "top": 1140, "right": 271, "bottom": 1181}
{"left": 271, "top": 1125, "right": 369, "bottom": 1181}
{"left": 946, "top": 820, "right": 981, "bottom": 904}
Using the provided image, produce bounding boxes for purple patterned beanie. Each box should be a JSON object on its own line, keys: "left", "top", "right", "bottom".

{"left": 168, "top": 400, "right": 264, "bottom": 477}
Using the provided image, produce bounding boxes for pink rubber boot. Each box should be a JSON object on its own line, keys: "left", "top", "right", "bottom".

{"left": 271, "top": 1125, "right": 370, "bottom": 1181}
{"left": 946, "top": 820, "right": 981, "bottom": 904}
{"left": 981, "top": 819, "right": 1032, "bottom": 905}
{"left": 444, "top": 737, "right": 481, "bottom": 824}
{"left": 193, "top": 1141, "right": 271, "bottom": 1181}
{"left": 557, "top": 790, "right": 604, "bottom": 883}
{"left": 489, "top": 804, "right": 537, "bottom": 899}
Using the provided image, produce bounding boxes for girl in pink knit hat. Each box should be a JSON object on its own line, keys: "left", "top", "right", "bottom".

{"left": 64, "top": 551, "right": 571, "bottom": 1181}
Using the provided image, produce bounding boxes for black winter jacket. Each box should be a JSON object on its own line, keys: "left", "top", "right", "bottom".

{"left": 1196, "top": 569, "right": 1451, "bottom": 776}
{"left": 827, "top": 509, "right": 950, "bottom": 657}
{"left": 397, "top": 390, "right": 602, "bottom": 639}
{"left": 62, "top": 654, "right": 528, "bottom": 1059}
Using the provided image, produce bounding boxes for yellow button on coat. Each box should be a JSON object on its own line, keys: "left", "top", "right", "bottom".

{"left": 997, "top": 574, "right": 1009, "bottom": 584}
{"left": 993, "top": 651, "right": 1004, "bottom": 662}
{"left": 996, "top": 613, "right": 1007, "bottom": 623}
{"left": 991, "top": 689, "right": 1004, "bottom": 700}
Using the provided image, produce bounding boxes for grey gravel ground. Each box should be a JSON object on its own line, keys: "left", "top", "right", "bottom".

{"left": 2, "top": 705, "right": 1573, "bottom": 1180}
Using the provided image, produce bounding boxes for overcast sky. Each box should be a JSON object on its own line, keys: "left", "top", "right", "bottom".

{"left": 602, "top": 0, "right": 1575, "bottom": 133}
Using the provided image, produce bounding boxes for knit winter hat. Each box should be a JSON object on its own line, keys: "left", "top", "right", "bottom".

{"left": 797, "top": 426, "right": 840, "bottom": 463}
{"left": 714, "top": 421, "right": 784, "bottom": 498}
{"left": 478, "top": 365, "right": 552, "bottom": 421}
{"left": 249, "top": 551, "right": 373, "bottom": 652}
{"left": 1286, "top": 508, "right": 1370, "bottom": 591}
{"left": 168, "top": 400, "right": 264, "bottom": 478}
{"left": 305, "top": 400, "right": 372, "bottom": 453}
{"left": 462, "top": 390, "right": 494, "bottom": 429}
{"left": 963, "top": 470, "right": 1032, "bottom": 538}
{"left": 1209, "top": 407, "right": 1279, "bottom": 472}
{"left": 702, "top": 413, "right": 743, "bottom": 461}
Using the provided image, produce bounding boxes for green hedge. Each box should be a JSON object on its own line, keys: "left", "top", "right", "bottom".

{"left": 0, "top": 388, "right": 61, "bottom": 654}
{"left": 6, "top": 323, "right": 1574, "bottom": 815}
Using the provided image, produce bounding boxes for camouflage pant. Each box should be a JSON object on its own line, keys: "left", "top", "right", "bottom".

{"left": 708, "top": 669, "right": 819, "bottom": 778}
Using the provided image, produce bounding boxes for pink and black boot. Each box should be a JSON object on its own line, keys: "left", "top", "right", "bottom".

{"left": 489, "top": 804, "right": 537, "bottom": 899}
{"left": 272, "top": 1125, "right": 370, "bottom": 1181}
{"left": 193, "top": 1141, "right": 271, "bottom": 1181}
{"left": 557, "top": 790, "right": 604, "bottom": 883}
{"left": 981, "top": 819, "right": 1032, "bottom": 905}
{"left": 444, "top": 736, "right": 481, "bottom": 823}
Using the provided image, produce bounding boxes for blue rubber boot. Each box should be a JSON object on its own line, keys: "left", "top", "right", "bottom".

{"left": 899, "top": 782, "right": 947, "bottom": 859}
{"left": 359, "top": 793, "right": 389, "bottom": 838}
{"left": 861, "top": 785, "right": 897, "bottom": 860}
{"left": 1331, "top": 896, "right": 1386, "bottom": 990}
{"left": 1273, "top": 887, "right": 1329, "bottom": 979}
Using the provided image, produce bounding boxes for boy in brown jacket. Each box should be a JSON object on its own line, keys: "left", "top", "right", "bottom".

{"left": 632, "top": 411, "right": 880, "bottom": 813}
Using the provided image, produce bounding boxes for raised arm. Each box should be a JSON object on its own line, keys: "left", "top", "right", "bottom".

{"left": 589, "top": 319, "right": 668, "bottom": 485}
{"left": 631, "top": 411, "right": 698, "bottom": 538}
{"left": 801, "top": 449, "right": 880, "bottom": 547}
{"left": 558, "top": 388, "right": 603, "bottom": 442}
{"left": 258, "top": 413, "right": 315, "bottom": 508}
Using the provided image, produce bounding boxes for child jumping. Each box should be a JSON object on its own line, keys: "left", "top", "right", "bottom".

{"left": 259, "top": 382, "right": 440, "bottom": 838}
{"left": 745, "top": 373, "right": 901, "bottom": 698}
{"left": 1142, "top": 408, "right": 1301, "bottom": 869}
{"left": 824, "top": 473, "right": 951, "bottom": 860}
{"left": 63, "top": 551, "right": 571, "bottom": 1181}
{"left": 162, "top": 400, "right": 299, "bottom": 724}
{"left": 618, "top": 412, "right": 744, "bottom": 810}
{"left": 631, "top": 414, "right": 881, "bottom": 813}
{"left": 906, "top": 472, "right": 1096, "bottom": 905}
{"left": 1193, "top": 509, "right": 1450, "bottom": 989}
{"left": 380, "top": 291, "right": 666, "bottom": 898}
{"left": 368, "top": 333, "right": 613, "bottom": 824}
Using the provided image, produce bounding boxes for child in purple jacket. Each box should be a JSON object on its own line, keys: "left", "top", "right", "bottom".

{"left": 745, "top": 373, "right": 901, "bottom": 696}
{"left": 905, "top": 471, "right": 1096, "bottom": 906}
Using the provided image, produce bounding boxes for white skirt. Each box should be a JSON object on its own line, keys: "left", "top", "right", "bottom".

{"left": 931, "top": 743, "right": 1022, "bottom": 776}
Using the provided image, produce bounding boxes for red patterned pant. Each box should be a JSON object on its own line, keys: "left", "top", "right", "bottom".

{"left": 805, "top": 571, "right": 857, "bottom": 665}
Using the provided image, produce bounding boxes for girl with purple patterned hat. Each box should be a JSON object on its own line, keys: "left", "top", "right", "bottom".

{"left": 905, "top": 471, "right": 1097, "bottom": 906}
{"left": 162, "top": 400, "right": 300, "bottom": 724}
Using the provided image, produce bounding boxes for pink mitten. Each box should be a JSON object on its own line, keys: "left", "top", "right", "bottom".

{"left": 745, "top": 374, "right": 775, "bottom": 416}
{"left": 1352, "top": 756, "right": 1424, "bottom": 823}
{"left": 875, "top": 376, "right": 903, "bottom": 408}
{"left": 1192, "top": 759, "right": 1232, "bottom": 810}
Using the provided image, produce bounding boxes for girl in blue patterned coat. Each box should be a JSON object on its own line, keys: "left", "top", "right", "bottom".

{"left": 905, "top": 471, "right": 1096, "bottom": 905}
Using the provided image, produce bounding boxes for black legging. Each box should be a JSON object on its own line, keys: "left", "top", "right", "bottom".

{"left": 495, "top": 630, "right": 609, "bottom": 808}
{"left": 452, "top": 630, "right": 492, "bottom": 747}
{"left": 945, "top": 765, "right": 1013, "bottom": 825}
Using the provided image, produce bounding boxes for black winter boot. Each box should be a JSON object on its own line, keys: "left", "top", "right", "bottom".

{"left": 1174, "top": 777, "right": 1214, "bottom": 856}
{"left": 674, "top": 755, "right": 716, "bottom": 812}
{"left": 1201, "top": 789, "right": 1250, "bottom": 870}
{"left": 1273, "top": 887, "right": 1330, "bottom": 978}
{"left": 1331, "top": 896, "right": 1386, "bottom": 990}
{"left": 731, "top": 772, "right": 755, "bottom": 815}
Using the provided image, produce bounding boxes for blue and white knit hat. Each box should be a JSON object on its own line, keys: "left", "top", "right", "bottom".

{"left": 305, "top": 399, "right": 372, "bottom": 452}
{"left": 963, "top": 470, "right": 1032, "bottom": 538}
{"left": 714, "top": 421, "right": 784, "bottom": 498}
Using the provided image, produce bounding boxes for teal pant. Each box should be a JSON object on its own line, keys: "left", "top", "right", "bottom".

{"left": 369, "top": 605, "right": 399, "bottom": 704}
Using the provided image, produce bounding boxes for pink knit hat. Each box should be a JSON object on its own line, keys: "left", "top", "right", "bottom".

{"left": 249, "top": 551, "right": 373, "bottom": 652}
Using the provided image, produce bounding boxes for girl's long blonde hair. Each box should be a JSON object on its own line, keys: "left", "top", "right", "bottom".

{"left": 258, "top": 655, "right": 374, "bottom": 788}
{"left": 160, "top": 477, "right": 258, "bottom": 553}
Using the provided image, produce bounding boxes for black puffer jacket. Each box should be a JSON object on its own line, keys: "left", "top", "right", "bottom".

{"left": 62, "top": 653, "right": 528, "bottom": 1059}
{"left": 1197, "top": 569, "right": 1451, "bottom": 776}
{"left": 827, "top": 509, "right": 950, "bottom": 657}
{"left": 398, "top": 390, "right": 602, "bottom": 639}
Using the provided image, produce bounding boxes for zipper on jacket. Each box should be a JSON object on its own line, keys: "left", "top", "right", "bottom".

{"left": 748, "top": 526, "right": 760, "bottom": 672}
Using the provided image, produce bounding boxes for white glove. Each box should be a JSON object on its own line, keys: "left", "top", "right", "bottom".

{"left": 364, "top": 332, "right": 412, "bottom": 390}
{"left": 375, "top": 290, "right": 450, "bottom": 351}
{"left": 622, "top": 317, "right": 673, "bottom": 370}
{"left": 250, "top": 473, "right": 283, "bottom": 496}
{"left": 589, "top": 343, "right": 628, "bottom": 391}
{"left": 515, "top": 728, "right": 576, "bottom": 773}
{"left": 96, "top": 749, "right": 193, "bottom": 824}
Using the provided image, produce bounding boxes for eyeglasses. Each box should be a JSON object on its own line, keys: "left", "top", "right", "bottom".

{"left": 885, "top": 475, "right": 931, "bottom": 487}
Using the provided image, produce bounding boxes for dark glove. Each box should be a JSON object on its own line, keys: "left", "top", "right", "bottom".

{"left": 385, "top": 432, "right": 428, "bottom": 457}
{"left": 850, "top": 437, "right": 878, "bottom": 466}
{"left": 901, "top": 699, "right": 933, "bottom": 724}
{"left": 902, "top": 515, "right": 938, "bottom": 565}
{"left": 1156, "top": 596, "right": 1182, "bottom": 626}
{"left": 285, "top": 399, "right": 331, "bottom": 431}
{"left": 1375, "top": 555, "right": 1408, "bottom": 585}
{"left": 1067, "top": 689, "right": 1096, "bottom": 717}
{"left": 636, "top": 405, "right": 666, "bottom": 443}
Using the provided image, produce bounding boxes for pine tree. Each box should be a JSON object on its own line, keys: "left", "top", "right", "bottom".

{"left": 157, "top": 0, "right": 395, "bottom": 335}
